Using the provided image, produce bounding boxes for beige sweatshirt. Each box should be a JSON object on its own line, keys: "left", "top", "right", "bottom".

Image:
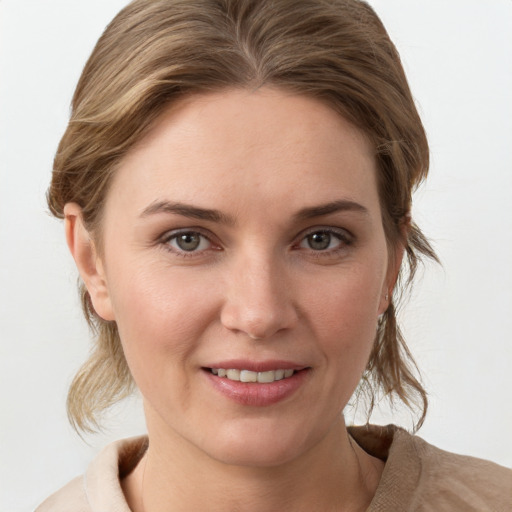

{"left": 36, "top": 425, "right": 512, "bottom": 511}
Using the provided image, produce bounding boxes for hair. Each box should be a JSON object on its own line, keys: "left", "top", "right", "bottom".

{"left": 48, "top": 0, "right": 438, "bottom": 433}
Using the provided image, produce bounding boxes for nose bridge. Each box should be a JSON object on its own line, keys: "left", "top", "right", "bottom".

{"left": 220, "top": 246, "right": 297, "bottom": 339}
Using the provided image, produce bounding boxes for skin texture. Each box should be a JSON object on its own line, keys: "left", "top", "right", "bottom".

{"left": 65, "top": 88, "right": 401, "bottom": 511}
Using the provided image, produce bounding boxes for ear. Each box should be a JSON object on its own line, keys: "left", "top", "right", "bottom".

{"left": 378, "top": 217, "right": 409, "bottom": 314}
{"left": 64, "top": 203, "right": 115, "bottom": 321}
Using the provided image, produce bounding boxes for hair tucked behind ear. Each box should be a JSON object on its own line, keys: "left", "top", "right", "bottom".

{"left": 361, "top": 223, "right": 439, "bottom": 430}
{"left": 50, "top": 0, "right": 438, "bottom": 433}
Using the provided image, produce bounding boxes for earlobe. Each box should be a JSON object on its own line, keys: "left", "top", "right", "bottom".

{"left": 378, "top": 249, "right": 403, "bottom": 315}
{"left": 379, "top": 218, "right": 410, "bottom": 314}
{"left": 388, "top": 243, "right": 405, "bottom": 300}
{"left": 64, "top": 203, "right": 115, "bottom": 321}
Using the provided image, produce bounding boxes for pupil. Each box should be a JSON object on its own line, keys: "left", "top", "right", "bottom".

{"left": 177, "top": 233, "right": 200, "bottom": 251}
{"left": 308, "top": 232, "right": 330, "bottom": 250}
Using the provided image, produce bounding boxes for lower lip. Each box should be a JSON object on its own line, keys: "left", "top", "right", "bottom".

{"left": 204, "top": 369, "right": 309, "bottom": 406}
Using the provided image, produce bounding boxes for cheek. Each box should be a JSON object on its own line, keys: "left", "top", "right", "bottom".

{"left": 106, "top": 261, "right": 219, "bottom": 386}
{"left": 310, "top": 282, "right": 381, "bottom": 415}
{"left": 308, "top": 261, "right": 385, "bottom": 362}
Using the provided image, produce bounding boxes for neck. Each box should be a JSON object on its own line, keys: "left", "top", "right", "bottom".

{"left": 123, "top": 416, "right": 383, "bottom": 512}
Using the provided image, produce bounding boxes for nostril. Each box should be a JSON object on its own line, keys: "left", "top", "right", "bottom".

{"left": 220, "top": 273, "right": 299, "bottom": 339}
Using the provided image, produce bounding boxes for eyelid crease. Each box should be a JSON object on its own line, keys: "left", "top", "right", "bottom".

{"left": 160, "top": 227, "right": 211, "bottom": 241}
{"left": 297, "top": 225, "right": 354, "bottom": 242}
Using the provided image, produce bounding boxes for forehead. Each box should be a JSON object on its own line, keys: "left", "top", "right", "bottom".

{"left": 107, "top": 87, "right": 379, "bottom": 219}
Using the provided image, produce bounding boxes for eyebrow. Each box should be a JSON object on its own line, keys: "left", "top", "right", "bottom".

{"left": 140, "top": 198, "right": 368, "bottom": 224}
{"left": 294, "top": 200, "right": 369, "bottom": 220}
{"left": 140, "top": 200, "right": 235, "bottom": 225}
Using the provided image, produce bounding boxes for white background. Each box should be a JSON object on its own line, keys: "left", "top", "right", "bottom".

{"left": 1, "top": 1, "right": 511, "bottom": 510}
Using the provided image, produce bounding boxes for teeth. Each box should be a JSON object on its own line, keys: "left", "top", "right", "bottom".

{"left": 240, "top": 370, "right": 257, "bottom": 382}
{"left": 257, "top": 370, "right": 275, "bottom": 383}
{"left": 226, "top": 369, "right": 240, "bottom": 380}
{"left": 210, "top": 368, "right": 297, "bottom": 383}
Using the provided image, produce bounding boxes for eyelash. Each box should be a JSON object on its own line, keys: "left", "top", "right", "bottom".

{"left": 159, "top": 227, "right": 353, "bottom": 258}
{"left": 160, "top": 229, "right": 219, "bottom": 258}
{"left": 295, "top": 227, "right": 354, "bottom": 257}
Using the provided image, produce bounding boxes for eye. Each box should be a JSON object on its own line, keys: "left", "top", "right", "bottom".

{"left": 166, "top": 231, "right": 212, "bottom": 253}
{"left": 298, "top": 229, "right": 351, "bottom": 251}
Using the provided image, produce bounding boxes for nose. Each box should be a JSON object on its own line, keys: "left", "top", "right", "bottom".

{"left": 220, "top": 253, "right": 298, "bottom": 340}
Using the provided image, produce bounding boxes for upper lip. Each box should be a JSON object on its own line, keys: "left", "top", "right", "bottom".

{"left": 204, "top": 359, "right": 308, "bottom": 372}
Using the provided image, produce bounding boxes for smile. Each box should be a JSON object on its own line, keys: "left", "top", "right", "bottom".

{"left": 205, "top": 366, "right": 310, "bottom": 406}
{"left": 210, "top": 368, "right": 295, "bottom": 383}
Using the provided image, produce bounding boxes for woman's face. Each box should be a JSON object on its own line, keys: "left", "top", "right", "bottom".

{"left": 85, "top": 88, "right": 397, "bottom": 466}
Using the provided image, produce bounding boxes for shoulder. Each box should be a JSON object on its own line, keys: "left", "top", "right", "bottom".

{"left": 404, "top": 431, "right": 512, "bottom": 511}
{"left": 35, "top": 476, "right": 88, "bottom": 512}
{"left": 35, "top": 436, "right": 148, "bottom": 512}
{"left": 350, "top": 424, "right": 512, "bottom": 512}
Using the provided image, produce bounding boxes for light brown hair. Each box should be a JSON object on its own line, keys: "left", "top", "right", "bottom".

{"left": 48, "top": 0, "right": 437, "bottom": 433}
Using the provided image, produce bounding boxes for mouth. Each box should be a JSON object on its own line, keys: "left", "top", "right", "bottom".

{"left": 204, "top": 365, "right": 310, "bottom": 406}
{"left": 209, "top": 368, "right": 296, "bottom": 383}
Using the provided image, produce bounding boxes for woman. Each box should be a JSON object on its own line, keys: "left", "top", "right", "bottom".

{"left": 36, "top": 0, "right": 511, "bottom": 510}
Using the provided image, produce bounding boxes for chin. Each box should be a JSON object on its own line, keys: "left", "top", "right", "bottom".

{"left": 199, "top": 418, "right": 326, "bottom": 469}
{"left": 209, "top": 441, "right": 304, "bottom": 468}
